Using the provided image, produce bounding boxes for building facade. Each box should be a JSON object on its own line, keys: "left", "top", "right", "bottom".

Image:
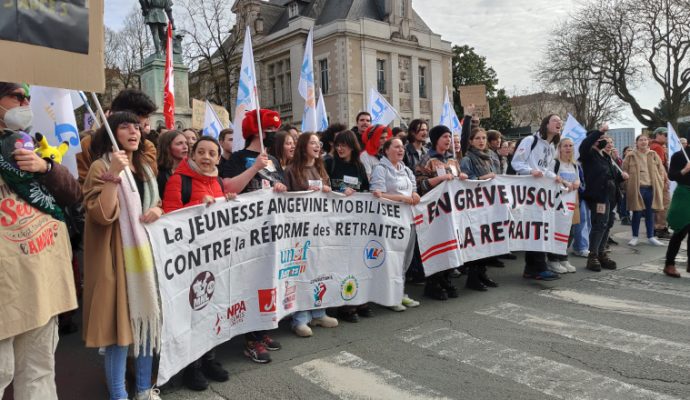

{"left": 192, "top": 0, "right": 452, "bottom": 128}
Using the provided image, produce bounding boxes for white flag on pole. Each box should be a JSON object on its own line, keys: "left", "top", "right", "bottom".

{"left": 368, "top": 87, "right": 398, "bottom": 126}
{"left": 29, "top": 86, "right": 82, "bottom": 177}
{"left": 233, "top": 26, "right": 258, "bottom": 151}
{"left": 440, "top": 87, "right": 462, "bottom": 154}
{"left": 202, "top": 101, "right": 225, "bottom": 139}
{"left": 298, "top": 27, "right": 317, "bottom": 133}
{"left": 315, "top": 88, "right": 328, "bottom": 131}
{"left": 562, "top": 113, "right": 588, "bottom": 161}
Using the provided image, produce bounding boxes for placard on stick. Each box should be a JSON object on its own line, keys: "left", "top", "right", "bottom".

{"left": 458, "top": 85, "right": 491, "bottom": 119}
{"left": 191, "top": 99, "right": 231, "bottom": 130}
{"left": 0, "top": 0, "right": 105, "bottom": 92}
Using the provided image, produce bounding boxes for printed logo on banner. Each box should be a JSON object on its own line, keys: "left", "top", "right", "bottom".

{"left": 214, "top": 300, "right": 247, "bottom": 335}
{"left": 363, "top": 240, "right": 386, "bottom": 269}
{"left": 189, "top": 271, "right": 216, "bottom": 311}
{"left": 340, "top": 275, "right": 359, "bottom": 301}
{"left": 258, "top": 288, "right": 277, "bottom": 313}
{"left": 277, "top": 240, "right": 311, "bottom": 279}
{"left": 282, "top": 281, "right": 297, "bottom": 311}
{"left": 313, "top": 282, "right": 327, "bottom": 307}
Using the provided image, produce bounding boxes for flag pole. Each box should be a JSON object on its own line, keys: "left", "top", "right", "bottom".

{"left": 78, "top": 91, "right": 101, "bottom": 129}
{"left": 89, "top": 92, "right": 137, "bottom": 192}
{"left": 205, "top": 101, "right": 226, "bottom": 129}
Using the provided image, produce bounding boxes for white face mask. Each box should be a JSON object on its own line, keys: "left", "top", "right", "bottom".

{"left": 1, "top": 105, "right": 33, "bottom": 131}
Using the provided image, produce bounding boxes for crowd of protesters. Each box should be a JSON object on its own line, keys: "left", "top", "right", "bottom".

{"left": 1, "top": 84, "right": 689, "bottom": 400}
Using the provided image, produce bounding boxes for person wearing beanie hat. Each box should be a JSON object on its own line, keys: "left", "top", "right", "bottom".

{"left": 359, "top": 124, "right": 391, "bottom": 179}
{"left": 649, "top": 126, "right": 672, "bottom": 238}
{"left": 221, "top": 109, "right": 286, "bottom": 364}
{"left": 414, "top": 124, "right": 467, "bottom": 300}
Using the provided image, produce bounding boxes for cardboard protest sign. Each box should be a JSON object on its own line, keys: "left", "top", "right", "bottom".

{"left": 0, "top": 0, "right": 104, "bottom": 92}
{"left": 458, "top": 84, "right": 490, "bottom": 119}
{"left": 191, "top": 99, "right": 230, "bottom": 130}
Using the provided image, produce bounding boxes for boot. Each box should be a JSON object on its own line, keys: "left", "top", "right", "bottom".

{"left": 663, "top": 264, "right": 681, "bottom": 278}
{"left": 466, "top": 265, "right": 488, "bottom": 291}
{"left": 201, "top": 358, "right": 229, "bottom": 382}
{"left": 183, "top": 362, "right": 209, "bottom": 391}
{"left": 477, "top": 265, "right": 498, "bottom": 287}
{"left": 586, "top": 253, "right": 601, "bottom": 272}
{"left": 598, "top": 253, "right": 617, "bottom": 270}
{"left": 439, "top": 271, "right": 459, "bottom": 298}
{"left": 424, "top": 273, "right": 448, "bottom": 300}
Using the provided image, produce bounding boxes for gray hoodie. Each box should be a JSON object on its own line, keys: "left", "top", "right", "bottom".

{"left": 370, "top": 156, "right": 417, "bottom": 196}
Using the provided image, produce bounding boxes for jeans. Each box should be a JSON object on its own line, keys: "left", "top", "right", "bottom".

{"left": 104, "top": 344, "right": 153, "bottom": 400}
{"left": 587, "top": 200, "right": 611, "bottom": 255}
{"left": 632, "top": 186, "right": 655, "bottom": 238}
{"left": 665, "top": 224, "right": 690, "bottom": 266}
{"left": 572, "top": 199, "right": 591, "bottom": 252}
{"left": 292, "top": 309, "right": 326, "bottom": 328}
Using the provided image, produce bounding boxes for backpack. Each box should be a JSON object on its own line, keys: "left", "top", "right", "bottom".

{"left": 181, "top": 175, "right": 224, "bottom": 205}
{"left": 506, "top": 134, "right": 539, "bottom": 175}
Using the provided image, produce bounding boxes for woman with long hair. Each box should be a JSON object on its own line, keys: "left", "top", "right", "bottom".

{"left": 269, "top": 130, "right": 296, "bottom": 169}
{"left": 82, "top": 112, "right": 163, "bottom": 400}
{"left": 623, "top": 134, "right": 666, "bottom": 247}
{"left": 156, "top": 130, "right": 188, "bottom": 195}
{"left": 284, "top": 133, "right": 339, "bottom": 337}
{"left": 403, "top": 119, "right": 429, "bottom": 170}
{"left": 663, "top": 144, "right": 690, "bottom": 277}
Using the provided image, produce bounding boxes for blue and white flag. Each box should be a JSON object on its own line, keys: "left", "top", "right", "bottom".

{"left": 233, "top": 26, "right": 258, "bottom": 151}
{"left": 562, "top": 113, "right": 587, "bottom": 161}
{"left": 29, "top": 86, "right": 82, "bottom": 177}
{"left": 315, "top": 88, "right": 328, "bottom": 132}
{"left": 202, "top": 101, "right": 225, "bottom": 139}
{"left": 368, "top": 87, "right": 398, "bottom": 126}
{"left": 298, "top": 27, "right": 317, "bottom": 133}
{"left": 440, "top": 87, "right": 462, "bottom": 133}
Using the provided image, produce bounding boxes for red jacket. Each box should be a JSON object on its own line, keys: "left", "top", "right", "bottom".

{"left": 162, "top": 158, "right": 224, "bottom": 213}
{"left": 649, "top": 141, "right": 667, "bottom": 167}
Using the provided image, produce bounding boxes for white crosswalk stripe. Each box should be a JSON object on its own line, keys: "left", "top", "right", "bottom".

{"left": 538, "top": 288, "right": 690, "bottom": 324}
{"left": 476, "top": 302, "right": 690, "bottom": 368}
{"left": 586, "top": 274, "right": 690, "bottom": 299}
{"left": 292, "top": 351, "right": 452, "bottom": 400}
{"left": 399, "top": 323, "right": 682, "bottom": 400}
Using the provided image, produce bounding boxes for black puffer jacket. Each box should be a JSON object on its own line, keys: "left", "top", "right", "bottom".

{"left": 579, "top": 130, "right": 622, "bottom": 203}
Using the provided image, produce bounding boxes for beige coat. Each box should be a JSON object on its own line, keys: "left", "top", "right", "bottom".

{"left": 622, "top": 150, "right": 665, "bottom": 212}
{"left": 81, "top": 159, "right": 133, "bottom": 348}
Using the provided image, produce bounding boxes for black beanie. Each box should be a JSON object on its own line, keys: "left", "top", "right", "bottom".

{"left": 0, "top": 82, "right": 22, "bottom": 99}
{"left": 429, "top": 125, "right": 451, "bottom": 148}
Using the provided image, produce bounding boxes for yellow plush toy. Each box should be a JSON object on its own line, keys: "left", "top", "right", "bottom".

{"left": 35, "top": 133, "right": 69, "bottom": 164}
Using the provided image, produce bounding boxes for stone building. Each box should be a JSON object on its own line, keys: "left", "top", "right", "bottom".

{"left": 191, "top": 0, "right": 453, "bottom": 128}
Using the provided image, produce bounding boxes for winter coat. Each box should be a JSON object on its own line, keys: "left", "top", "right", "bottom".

{"left": 162, "top": 158, "right": 224, "bottom": 213}
{"left": 414, "top": 150, "right": 460, "bottom": 195}
{"left": 579, "top": 130, "right": 621, "bottom": 204}
{"left": 622, "top": 150, "right": 665, "bottom": 211}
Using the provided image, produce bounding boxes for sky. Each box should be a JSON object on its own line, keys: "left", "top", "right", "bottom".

{"left": 104, "top": 0, "right": 659, "bottom": 129}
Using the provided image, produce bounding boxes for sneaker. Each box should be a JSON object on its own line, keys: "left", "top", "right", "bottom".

{"left": 547, "top": 261, "right": 568, "bottom": 274}
{"left": 571, "top": 249, "right": 590, "bottom": 258}
{"left": 292, "top": 324, "right": 313, "bottom": 338}
{"left": 628, "top": 237, "right": 639, "bottom": 246}
{"left": 401, "top": 295, "right": 420, "bottom": 308}
{"left": 449, "top": 268, "right": 461, "bottom": 278}
{"left": 523, "top": 270, "right": 561, "bottom": 281}
{"left": 560, "top": 260, "right": 576, "bottom": 273}
{"left": 648, "top": 237, "right": 665, "bottom": 246}
{"left": 311, "top": 315, "right": 338, "bottom": 328}
{"left": 201, "top": 360, "right": 229, "bottom": 382}
{"left": 183, "top": 364, "right": 209, "bottom": 391}
{"left": 388, "top": 304, "right": 407, "bottom": 312}
{"left": 135, "top": 388, "right": 162, "bottom": 400}
{"left": 244, "top": 341, "right": 272, "bottom": 362}
{"left": 261, "top": 334, "right": 281, "bottom": 351}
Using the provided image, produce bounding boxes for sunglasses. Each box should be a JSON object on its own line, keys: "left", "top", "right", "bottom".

{"left": 4, "top": 92, "right": 30, "bottom": 103}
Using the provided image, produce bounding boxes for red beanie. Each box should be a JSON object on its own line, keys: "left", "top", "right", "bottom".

{"left": 361, "top": 124, "right": 391, "bottom": 156}
{"left": 242, "top": 109, "right": 282, "bottom": 140}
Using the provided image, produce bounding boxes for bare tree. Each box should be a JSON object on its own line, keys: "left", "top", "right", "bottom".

{"left": 176, "top": 0, "right": 242, "bottom": 110}
{"left": 103, "top": 6, "right": 154, "bottom": 90}
{"left": 572, "top": 0, "right": 690, "bottom": 127}
{"left": 538, "top": 22, "right": 625, "bottom": 130}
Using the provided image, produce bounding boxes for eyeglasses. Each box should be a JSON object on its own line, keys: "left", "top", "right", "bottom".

{"left": 4, "top": 92, "right": 30, "bottom": 103}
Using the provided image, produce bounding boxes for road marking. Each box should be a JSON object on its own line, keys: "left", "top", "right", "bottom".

{"left": 586, "top": 274, "right": 690, "bottom": 299}
{"left": 539, "top": 289, "right": 690, "bottom": 324}
{"left": 476, "top": 302, "right": 690, "bottom": 368}
{"left": 627, "top": 264, "right": 690, "bottom": 278}
{"left": 399, "top": 323, "right": 682, "bottom": 400}
{"left": 292, "top": 351, "right": 452, "bottom": 400}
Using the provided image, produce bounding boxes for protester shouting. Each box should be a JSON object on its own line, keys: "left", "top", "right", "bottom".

{"left": 162, "top": 137, "right": 235, "bottom": 391}
{"left": 663, "top": 144, "right": 690, "bottom": 277}
{"left": 0, "top": 82, "right": 81, "bottom": 400}
{"left": 416, "top": 125, "right": 467, "bottom": 299}
{"left": 82, "top": 112, "right": 164, "bottom": 400}
{"left": 269, "top": 130, "right": 296, "bottom": 169}
{"left": 622, "top": 134, "right": 666, "bottom": 247}
{"left": 156, "top": 130, "right": 188, "bottom": 195}
{"left": 284, "top": 133, "right": 340, "bottom": 337}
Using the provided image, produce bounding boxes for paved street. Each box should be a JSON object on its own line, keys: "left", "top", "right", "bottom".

{"left": 4, "top": 226, "right": 689, "bottom": 400}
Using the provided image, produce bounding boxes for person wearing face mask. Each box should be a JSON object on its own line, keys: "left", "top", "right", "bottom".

{"left": 579, "top": 125, "right": 629, "bottom": 272}
{"left": 0, "top": 82, "right": 81, "bottom": 400}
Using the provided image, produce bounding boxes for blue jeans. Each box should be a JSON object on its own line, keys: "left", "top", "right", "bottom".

{"left": 104, "top": 345, "right": 153, "bottom": 400}
{"left": 572, "top": 199, "right": 591, "bottom": 252}
{"left": 631, "top": 186, "right": 655, "bottom": 238}
{"left": 292, "top": 309, "right": 326, "bottom": 328}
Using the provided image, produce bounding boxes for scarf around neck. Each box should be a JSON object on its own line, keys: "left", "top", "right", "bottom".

{"left": 466, "top": 146, "right": 500, "bottom": 177}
